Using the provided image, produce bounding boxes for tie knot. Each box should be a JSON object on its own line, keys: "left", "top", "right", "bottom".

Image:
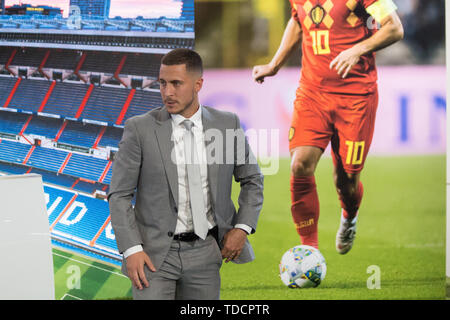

{"left": 182, "top": 119, "right": 194, "bottom": 131}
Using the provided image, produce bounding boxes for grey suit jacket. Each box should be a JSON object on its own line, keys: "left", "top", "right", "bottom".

{"left": 108, "top": 105, "right": 264, "bottom": 274}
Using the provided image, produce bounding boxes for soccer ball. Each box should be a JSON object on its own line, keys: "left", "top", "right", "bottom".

{"left": 279, "top": 245, "right": 327, "bottom": 288}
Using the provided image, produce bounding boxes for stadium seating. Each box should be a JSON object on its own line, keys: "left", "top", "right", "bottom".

{"left": 63, "top": 153, "right": 109, "bottom": 182}
{"left": 45, "top": 185, "right": 119, "bottom": 258}
{"left": 10, "top": 47, "right": 47, "bottom": 68}
{"left": 8, "top": 78, "right": 52, "bottom": 112}
{"left": 0, "top": 110, "right": 29, "bottom": 135}
{"left": 124, "top": 89, "right": 162, "bottom": 120}
{"left": 44, "top": 49, "right": 79, "bottom": 70}
{"left": 29, "top": 167, "right": 77, "bottom": 189}
{"left": 101, "top": 164, "right": 113, "bottom": 185}
{"left": 0, "top": 139, "right": 32, "bottom": 164}
{"left": 120, "top": 53, "right": 163, "bottom": 78}
{"left": 0, "top": 76, "right": 20, "bottom": 107}
{"left": 80, "top": 85, "right": 130, "bottom": 124}
{"left": 25, "top": 145, "right": 68, "bottom": 173}
{"left": 0, "top": 159, "right": 109, "bottom": 195}
{"left": 0, "top": 161, "right": 29, "bottom": 175}
{"left": 0, "top": 47, "right": 15, "bottom": 65}
{"left": 81, "top": 51, "right": 123, "bottom": 74}
{"left": 24, "top": 115, "right": 62, "bottom": 138}
{"left": 58, "top": 121, "right": 101, "bottom": 148}
{"left": 1, "top": 46, "right": 164, "bottom": 78}
{"left": 45, "top": 186, "right": 78, "bottom": 226}
{"left": 43, "top": 81, "right": 88, "bottom": 118}
{"left": 98, "top": 126, "right": 122, "bottom": 148}
{"left": 2, "top": 75, "right": 158, "bottom": 124}
{"left": 0, "top": 137, "right": 111, "bottom": 184}
{"left": 0, "top": 36, "right": 181, "bottom": 264}
{"left": 52, "top": 192, "right": 110, "bottom": 244}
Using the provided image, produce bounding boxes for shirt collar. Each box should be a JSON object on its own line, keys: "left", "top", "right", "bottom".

{"left": 170, "top": 105, "right": 203, "bottom": 129}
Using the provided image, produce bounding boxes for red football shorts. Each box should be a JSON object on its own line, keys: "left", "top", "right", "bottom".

{"left": 289, "top": 85, "right": 379, "bottom": 174}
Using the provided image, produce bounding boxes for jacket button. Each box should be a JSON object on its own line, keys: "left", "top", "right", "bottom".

{"left": 168, "top": 231, "right": 173, "bottom": 237}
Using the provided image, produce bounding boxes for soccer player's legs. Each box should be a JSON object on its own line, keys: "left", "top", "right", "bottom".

{"left": 331, "top": 91, "right": 378, "bottom": 254}
{"left": 289, "top": 89, "right": 333, "bottom": 249}
{"left": 332, "top": 91, "right": 378, "bottom": 176}
{"left": 331, "top": 153, "right": 364, "bottom": 220}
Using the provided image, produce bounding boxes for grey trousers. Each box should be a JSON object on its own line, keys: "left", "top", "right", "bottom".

{"left": 132, "top": 234, "right": 223, "bottom": 300}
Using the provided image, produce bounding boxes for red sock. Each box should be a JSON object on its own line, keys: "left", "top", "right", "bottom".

{"left": 290, "top": 175, "right": 319, "bottom": 249}
{"left": 340, "top": 181, "right": 364, "bottom": 220}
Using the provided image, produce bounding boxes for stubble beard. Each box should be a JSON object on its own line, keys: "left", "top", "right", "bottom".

{"left": 174, "top": 91, "right": 198, "bottom": 117}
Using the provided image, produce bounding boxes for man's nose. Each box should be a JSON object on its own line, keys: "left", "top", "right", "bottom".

{"left": 163, "top": 84, "right": 175, "bottom": 96}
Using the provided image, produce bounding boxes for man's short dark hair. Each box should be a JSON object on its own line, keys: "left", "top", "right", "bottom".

{"left": 161, "top": 48, "right": 203, "bottom": 76}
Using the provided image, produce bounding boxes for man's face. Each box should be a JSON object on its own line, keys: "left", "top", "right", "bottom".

{"left": 159, "top": 63, "right": 203, "bottom": 118}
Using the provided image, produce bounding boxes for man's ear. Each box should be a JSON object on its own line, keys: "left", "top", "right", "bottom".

{"left": 195, "top": 77, "right": 204, "bottom": 93}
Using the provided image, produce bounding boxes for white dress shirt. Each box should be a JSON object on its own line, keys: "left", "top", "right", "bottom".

{"left": 171, "top": 107, "right": 216, "bottom": 234}
{"left": 123, "top": 106, "right": 251, "bottom": 258}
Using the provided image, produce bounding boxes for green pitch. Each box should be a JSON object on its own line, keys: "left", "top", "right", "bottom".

{"left": 222, "top": 155, "right": 446, "bottom": 299}
{"left": 53, "top": 155, "right": 446, "bottom": 300}
{"left": 53, "top": 248, "right": 131, "bottom": 300}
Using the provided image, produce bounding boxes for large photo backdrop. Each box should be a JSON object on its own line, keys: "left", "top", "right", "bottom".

{"left": 0, "top": 0, "right": 194, "bottom": 300}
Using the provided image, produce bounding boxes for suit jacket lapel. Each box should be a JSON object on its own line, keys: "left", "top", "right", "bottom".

{"left": 201, "top": 106, "right": 219, "bottom": 208}
{"left": 154, "top": 108, "right": 178, "bottom": 206}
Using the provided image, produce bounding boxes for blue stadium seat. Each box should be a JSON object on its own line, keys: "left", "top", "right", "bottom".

{"left": 44, "top": 185, "right": 77, "bottom": 225}
{"left": 120, "top": 53, "right": 162, "bottom": 77}
{"left": 26, "top": 146, "right": 68, "bottom": 173}
{"left": 44, "top": 49, "right": 79, "bottom": 70}
{"left": 80, "top": 86, "right": 129, "bottom": 124}
{"left": 48, "top": 187, "right": 117, "bottom": 253}
{"left": 24, "top": 115, "right": 62, "bottom": 138}
{"left": 44, "top": 82, "right": 88, "bottom": 118}
{"left": 30, "top": 167, "right": 76, "bottom": 189}
{"left": 124, "top": 89, "right": 162, "bottom": 121}
{"left": 102, "top": 164, "right": 113, "bottom": 185}
{"left": 81, "top": 51, "right": 123, "bottom": 74}
{"left": 58, "top": 121, "right": 101, "bottom": 148}
{"left": 98, "top": 126, "right": 123, "bottom": 148}
{"left": 0, "top": 77, "right": 19, "bottom": 108}
{"left": 0, "top": 139, "right": 32, "bottom": 165}
{"left": 0, "top": 110, "right": 29, "bottom": 135}
{"left": 0, "top": 48, "right": 14, "bottom": 66}
{"left": 93, "top": 219, "right": 118, "bottom": 254}
{"left": 0, "top": 161, "right": 29, "bottom": 175}
{"left": 11, "top": 47, "right": 47, "bottom": 68}
{"left": 8, "top": 78, "right": 52, "bottom": 112}
{"left": 63, "top": 153, "right": 109, "bottom": 182}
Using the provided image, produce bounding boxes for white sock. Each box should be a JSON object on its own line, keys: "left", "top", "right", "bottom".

{"left": 341, "top": 210, "right": 358, "bottom": 225}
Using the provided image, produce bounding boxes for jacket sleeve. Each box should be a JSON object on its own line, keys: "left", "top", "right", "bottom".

{"left": 232, "top": 113, "right": 264, "bottom": 234}
{"left": 107, "top": 118, "right": 144, "bottom": 254}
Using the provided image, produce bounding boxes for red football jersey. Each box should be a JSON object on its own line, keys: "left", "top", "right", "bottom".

{"left": 290, "top": 0, "right": 381, "bottom": 94}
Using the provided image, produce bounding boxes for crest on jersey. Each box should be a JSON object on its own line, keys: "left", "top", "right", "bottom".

{"left": 310, "top": 5, "right": 325, "bottom": 25}
{"left": 302, "top": 0, "right": 334, "bottom": 29}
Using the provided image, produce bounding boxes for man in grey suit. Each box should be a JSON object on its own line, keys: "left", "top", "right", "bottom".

{"left": 108, "top": 48, "right": 264, "bottom": 300}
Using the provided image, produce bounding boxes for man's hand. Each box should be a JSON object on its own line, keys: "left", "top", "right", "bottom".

{"left": 252, "top": 63, "right": 278, "bottom": 84}
{"left": 126, "top": 251, "right": 156, "bottom": 290}
{"left": 252, "top": 18, "right": 302, "bottom": 84}
{"left": 330, "top": 11, "right": 404, "bottom": 80}
{"left": 329, "top": 45, "right": 362, "bottom": 79}
{"left": 221, "top": 228, "right": 248, "bottom": 263}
